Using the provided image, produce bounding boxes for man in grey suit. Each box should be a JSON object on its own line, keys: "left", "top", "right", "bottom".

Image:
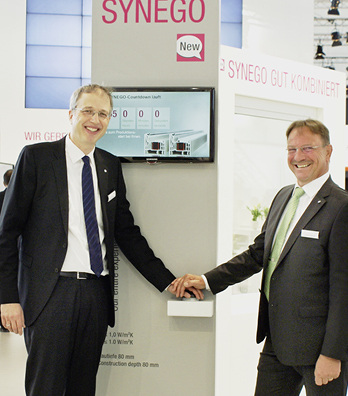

{"left": 0, "top": 84, "right": 199, "bottom": 396}
{"left": 172, "top": 119, "right": 348, "bottom": 395}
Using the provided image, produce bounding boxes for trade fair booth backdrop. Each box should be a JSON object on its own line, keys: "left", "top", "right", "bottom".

{"left": 216, "top": 45, "right": 346, "bottom": 396}
{"left": 0, "top": 1, "right": 346, "bottom": 395}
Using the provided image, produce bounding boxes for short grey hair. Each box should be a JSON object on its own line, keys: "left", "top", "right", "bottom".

{"left": 69, "top": 84, "right": 113, "bottom": 113}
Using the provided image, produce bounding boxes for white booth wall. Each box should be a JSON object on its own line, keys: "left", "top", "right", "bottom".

{"left": 242, "top": 0, "right": 314, "bottom": 64}
{"left": 216, "top": 45, "right": 346, "bottom": 395}
{"left": 213, "top": 3, "right": 347, "bottom": 395}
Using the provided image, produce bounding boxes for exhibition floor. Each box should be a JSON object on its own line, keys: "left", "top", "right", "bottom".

{"left": 0, "top": 331, "right": 312, "bottom": 396}
{"left": 0, "top": 331, "right": 26, "bottom": 395}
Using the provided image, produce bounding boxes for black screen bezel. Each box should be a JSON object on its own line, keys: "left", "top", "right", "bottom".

{"left": 104, "top": 86, "right": 215, "bottom": 163}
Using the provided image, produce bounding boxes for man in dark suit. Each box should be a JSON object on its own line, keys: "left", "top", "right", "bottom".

{"left": 0, "top": 169, "right": 13, "bottom": 209}
{"left": 0, "top": 168, "right": 12, "bottom": 332}
{"left": 0, "top": 84, "right": 200, "bottom": 396}
{"left": 173, "top": 119, "right": 348, "bottom": 395}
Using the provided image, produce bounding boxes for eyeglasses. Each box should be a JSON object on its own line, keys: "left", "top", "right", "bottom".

{"left": 286, "top": 146, "right": 325, "bottom": 155}
{"left": 74, "top": 107, "right": 110, "bottom": 121}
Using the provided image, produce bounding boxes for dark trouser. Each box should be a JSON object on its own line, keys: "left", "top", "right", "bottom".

{"left": 255, "top": 337, "right": 348, "bottom": 396}
{"left": 24, "top": 276, "right": 109, "bottom": 396}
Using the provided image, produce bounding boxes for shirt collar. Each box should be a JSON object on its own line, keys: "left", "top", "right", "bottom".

{"left": 66, "top": 135, "right": 95, "bottom": 165}
{"left": 295, "top": 172, "right": 330, "bottom": 199}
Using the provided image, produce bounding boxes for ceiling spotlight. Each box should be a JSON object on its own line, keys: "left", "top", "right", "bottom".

{"left": 315, "top": 45, "right": 325, "bottom": 59}
{"left": 332, "top": 40, "right": 342, "bottom": 46}
{"left": 331, "top": 31, "right": 342, "bottom": 46}
{"left": 332, "top": 31, "right": 341, "bottom": 40}
{"left": 328, "top": 0, "right": 340, "bottom": 15}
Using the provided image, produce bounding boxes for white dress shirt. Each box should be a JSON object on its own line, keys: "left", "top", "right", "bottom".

{"left": 202, "top": 172, "right": 330, "bottom": 290}
{"left": 60, "top": 136, "right": 108, "bottom": 275}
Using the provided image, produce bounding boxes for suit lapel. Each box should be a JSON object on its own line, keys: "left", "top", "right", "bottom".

{"left": 264, "top": 185, "right": 293, "bottom": 262}
{"left": 50, "top": 141, "right": 112, "bottom": 238}
{"left": 52, "top": 137, "right": 69, "bottom": 236}
{"left": 276, "top": 178, "right": 332, "bottom": 265}
{"left": 94, "top": 149, "right": 110, "bottom": 236}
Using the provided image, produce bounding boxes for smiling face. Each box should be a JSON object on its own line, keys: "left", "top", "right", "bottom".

{"left": 69, "top": 89, "right": 111, "bottom": 154}
{"left": 287, "top": 126, "right": 333, "bottom": 186}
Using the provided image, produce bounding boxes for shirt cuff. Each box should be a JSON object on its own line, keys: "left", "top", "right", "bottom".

{"left": 201, "top": 275, "right": 211, "bottom": 291}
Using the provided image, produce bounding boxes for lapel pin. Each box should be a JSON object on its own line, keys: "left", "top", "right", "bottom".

{"left": 104, "top": 169, "right": 107, "bottom": 173}
{"left": 318, "top": 200, "right": 321, "bottom": 204}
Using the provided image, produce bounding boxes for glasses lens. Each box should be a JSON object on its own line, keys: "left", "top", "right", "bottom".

{"left": 76, "top": 108, "right": 109, "bottom": 120}
{"left": 287, "top": 148, "right": 296, "bottom": 155}
{"left": 98, "top": 112, "right": 109, "bottom": 120}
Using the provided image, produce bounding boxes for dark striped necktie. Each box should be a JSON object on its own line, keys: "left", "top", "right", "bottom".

{"left": 82, "top": 156, "right": 103, "bottom": 277}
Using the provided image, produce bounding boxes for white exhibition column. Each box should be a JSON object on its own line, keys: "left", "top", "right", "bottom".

{"left": 92, "top": 1, "right": 220, "bottom": 395}
{"left": 215, "top": 45, "right": 346, "bottom": 395}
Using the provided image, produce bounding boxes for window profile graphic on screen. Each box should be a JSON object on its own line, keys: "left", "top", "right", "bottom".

{"left": 97, "top": 87, "right": 215, "bottom": 163}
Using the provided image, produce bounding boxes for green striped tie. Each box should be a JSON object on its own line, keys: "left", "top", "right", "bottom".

{"left": 264, "top": 187, "right": 305, "bottom": 300}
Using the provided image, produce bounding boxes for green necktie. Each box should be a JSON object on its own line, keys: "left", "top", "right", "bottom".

{"left": 264, "top": 187, "right": 305, "bottom": 300}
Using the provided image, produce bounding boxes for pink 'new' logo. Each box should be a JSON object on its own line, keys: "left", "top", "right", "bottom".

{"left": 177, "top": 34, "right": 205, "bottom": 62}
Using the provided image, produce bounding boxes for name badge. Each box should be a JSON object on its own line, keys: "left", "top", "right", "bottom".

{"left": 301, "top": 229, "right": 319, "bottom": 239}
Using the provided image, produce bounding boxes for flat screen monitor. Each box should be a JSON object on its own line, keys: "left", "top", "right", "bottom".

{"left": 97, "top": 87, "right": 215, "bottom": 163}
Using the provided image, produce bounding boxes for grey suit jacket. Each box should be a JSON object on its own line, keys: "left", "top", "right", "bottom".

{"left": 0, "top": 137, "right": 175, "bottom": 327}
{"left": 205, "top": 177, "right": 348, "bottom": 366}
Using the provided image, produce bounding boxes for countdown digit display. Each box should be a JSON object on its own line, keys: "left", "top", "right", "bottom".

{"left": 97, "top": 87, "right": 215, "bottom": 163}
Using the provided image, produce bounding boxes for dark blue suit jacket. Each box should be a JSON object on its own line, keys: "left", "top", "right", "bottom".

{"left": 0, "top": 137, "right": 175, "bottom": 327}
